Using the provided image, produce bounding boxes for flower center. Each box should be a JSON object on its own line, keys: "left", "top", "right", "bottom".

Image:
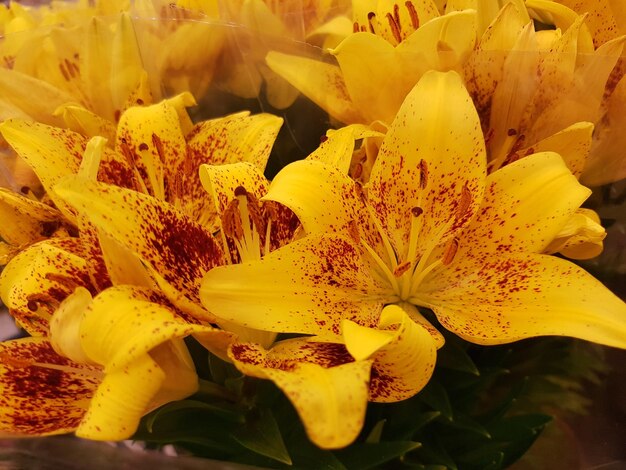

{"left": 220, "top": 186, "right": 272, "bottom": 264}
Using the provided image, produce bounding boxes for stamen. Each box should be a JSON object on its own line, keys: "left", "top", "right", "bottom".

{"left": 353, "top": 21, "right": 360, "bottom": 33}
{"left": 367, "top": 12, "right": 377, "bottom": 34}
{"left": 360, "top": 239, "right": 400, "bottom": 294}
{"left": 393, "top": 4, "right": 401, "bottom": 29}
{"left": 405, "top": 1, "right": 419, "bottom": 29}
{"left": 386, "top": 12, "right": 402, "bottom": 43}
{"left": 442, "top": 238, "right": 459, "bottom": 265}
{"left": 347, "top": 220, "right": 361, "bottom": 244}
{"left": 394, "top": 261, "right": 411, "bottom": 277}
{"left": 419, "top": 159, "right": 429, "bottom": 189}
{"left": 364, "top": 203, "right": 398, "bottom": 270}
{"left": 221, "top": 199, "right": 243, "bottom": 240}
{"left": 456, "top": 183, "right": 472, "bottom": 220}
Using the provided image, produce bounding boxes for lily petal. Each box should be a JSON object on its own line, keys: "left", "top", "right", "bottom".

{"left": 229, "top": 340, "right": 371, "bottom": 449}
{"left": 0, "top": 188, "right": 60, "bottom": 246}
{"left": 201, "top": 233, "right": 389, "bottom": 338}
{"left": 0, "top": 337, "right": 100, "bottom": 436}
{"left": 366, "top": 304, "right": 438, "bottom": 402}
{"left": 367, "top": 70, "right": 486, "bottom": 262}
{"left": 544, "top": 208, "right": 606, "bottom": 260}
{"left": 420, "top": 252, "right": 626, "bottom": 348}
{"left": 266, "top": 50, "right": 363, "bottom": 124}
{"left": 54, "top": 179, "right": 225, "bottom": 320}
{"left": 456, "top": 151, "right": 590, "bottom": 257}
{"left": 0, "top": 238, "right": 94, "bottom": 335}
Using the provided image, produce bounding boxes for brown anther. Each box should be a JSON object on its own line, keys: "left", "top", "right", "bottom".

{"left": 393, "top": 4, "right": 401, "bottom": 28}
{"left": 138, "top": 143, "right": 149, "bottom": 151}
{"left": 419, "top": 159, "right": 429, "bottom": 189}
{"left": 151, "top": 133, "right": 165, "bottom": 161}
{"left": 405, "top": 1, "right": 419, "bottom": 29}
{"left": 393, "top": 260, "right": 411, "bottom": 277}
{"left": 442, "top": 238, "right": 459, "bottom": 265}
{"left": 411, "top": 206, "right": 423, "bottom": 217}
{"left": 27, "top": 300, "right": 38, "bottom": 312}
{"left": 353, "top": 163, "right": 363, "bottom": 179}
{"left": 456, "top": 183, "right": 472, "bottom": 219}
{"left": 367, "top": 12, "right": 377, "bottom": 33}
{"left": 386, "top": 12, "right": 402, "bottom": 43}
{"left": 114, "top": 109, "right": 121, "bottom": 122}
{"left": 353, "top": 22, "right": 360, "bottom": 33}
{"left": 58, "top": 61, "right": 70, "bottom": 81}
{"left": 20, "top": 186, "right": 30, "bottom": 194}
{"left": 136, "top": 98, "right": 144, "bottom": 105}
{"left": 347, "top": 220, "right": 361, "bottom": 244}
{"left": 507, "top": 128, "right": 517, "bottom": 136}
{"left": 221, "top": 199, "right": 243, "bottom": 240}
{"left": 26, "top": 293, "right": 60, "bottom": 310}
{"left": 234, "top": 186, "right": 247, "bottom": 197}
{"left": 361, "top": 25, "right": 367, "bottom": 32}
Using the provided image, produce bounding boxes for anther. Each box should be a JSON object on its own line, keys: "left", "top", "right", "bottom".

{"left": 442, "top": 238, "right": 459, "bottom": 265}
{"left": 221, "top": 199, "right": 242, "bottom": 240}
{"left": 386, "top": 12, "right": 402, "bottom": 43}
{"left": 393, "top": 261, "right": 411, "bottom": 277}
{"left": 419, "top": 159, "right": 429, "bottom": 189}
{"left": 367, "top": 12, "right": 377, "bottom": 34}
{"left": 411, "top": 206, "right": 423, "bottom": 217}
{"left": 456, "top": 183, "right": 472, "bottom": 220}
{"left": 151, "top": 133, "right": 165, "bottom": 161}
{"left": 234, "top": 186, "right": 247, "bottom": 197}
{"left": 393, "top": 4, "right": 401, "bottom": 28}
{"left": 347, "top": 220, "right": 361, "bottom": 244}
{"left": 405, "top": 1, "right": 419, "bottom": 29}
{"left": 353, "top": 22, "right": 360, "bottom": 33}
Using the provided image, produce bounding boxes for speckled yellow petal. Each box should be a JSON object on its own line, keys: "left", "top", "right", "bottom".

{"left": 307, "top": 124, "right": 383, "bottom": 174}
{"left": 54, "top": 179, "right": 225, "bottom": 319}
{"left": 185, "top": 112, "right": 282, "bottom": 224}
{"left": 367, "top": 304, "right": 438, "bottom": 402}
{"left": 0, "top": 337, "right": 100, "bottom": 436}
{"left": 266, "top": 51, "right": 363, "bottom": 124}
{"left": 80, "top": 285, "right": 224, "bottom": 370}
{"left": 367, "top": 70, "right": 486, "bottom": 263}
{"left": 420, "top": 253, "right": 626, "bottom": 348}
{"left": 544, "top": 208, "right": 605, "bottom": 259}
{"left": 516, "top": 122, "right": 593, "bottom": 178}
{"left": 229, "top": 340, "right": 371, "bottom": 449}
{"left": 201, "top": 233, "right": 389, "bottom": 339}
{"left": 49, "top": 287, "right": 95, "bottom": 365}
{"left": 456, "top": 152, "right": 590, "bottom": 257}
{"left": 76, "top": 353, "right": 165, "bottom": 441}
{"left": 0, "top": 238, "right": 94, "bottom": 336}
{"left": 0, "top": 188, "right": 60, "bottom": 246}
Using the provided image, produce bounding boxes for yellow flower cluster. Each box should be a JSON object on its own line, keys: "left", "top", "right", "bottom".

{"left": 0, "top": 0, "right": 624, "bottom": 451}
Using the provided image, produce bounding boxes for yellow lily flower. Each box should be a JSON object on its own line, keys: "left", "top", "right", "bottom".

{"left": 200, "top": 71, "right": 626, "bottom": 446}
{"left": 266, "top": 0, "right": 477, "bottom": 124}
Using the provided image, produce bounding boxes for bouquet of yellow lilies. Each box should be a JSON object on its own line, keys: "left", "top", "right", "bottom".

{"left": 0, "top": 0, "right": 625, "bottom": 468}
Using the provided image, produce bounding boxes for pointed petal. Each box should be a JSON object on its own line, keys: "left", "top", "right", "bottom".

{"left": 516, "top": 122, "right": 593, "bottom": 178}
{"left": 307, "top": 124, "right": 384, "bottom": 174}
{"left": 367, "top": 304, "right": 438, "bottom": 402}
{"left": 331, "top": 32, "right": 405, "bottom": 124}
{"left": 54, "top": 179, "right": 225, "bottom": 319}
{"left": 0, "top": 68, "right": 75, "bottom": 126}
{"left": 185, "top": 112, "right": 282, "bottom": 224}
{"left": 229, "top": 340, "right": 371, "bottom": 449}
{"left": 201, "top": 233, "right": 388, "bottom": 338}
{"left": 0, "top": 188, "right": 60, "bottom": 246}
{"left": 421, "top": 252, "right": 626, "bottom": 348}
{"left": 544, "top": 208, "right": 606, "bottom": 260}
{"left": 0, "top": 338, "right": 100, "bottom": 436}
{"left": 266, "top": 51, "right": 363, "bottom": 124}
{"left": 0, "top": 238, "right": 94, "bottom": 335}
{"left": 76, "top": 353, "right": 165, "bottom": 441}
{"left": 367, "top": 70, "right": 486, "bottom": 262}
{"left": 457, "top": 152, "right": 590, "bottom": 257}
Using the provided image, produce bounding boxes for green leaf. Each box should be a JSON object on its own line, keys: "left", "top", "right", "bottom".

{"left": 365, "top": 419, "right": 386, "bottom": 443}
{"left": 232, "top": 408, "right": 292, "bottom": 465}
{"left": 447, "top": 413, "right": 490, "bottom": 438}
{"left": 437, "top": 340, "right": 480, "bottom": 376}
{"left": 144, "top": 399, "right": 244, "bottom": 433}
{"left": 487, "top": 414, "right": 552, "bottom": 441}
{"left": 418, "top": 380, "right": 453, "bottom": 420}
{"left": 336, "top": 441, "right": 421, "bottom": 470}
